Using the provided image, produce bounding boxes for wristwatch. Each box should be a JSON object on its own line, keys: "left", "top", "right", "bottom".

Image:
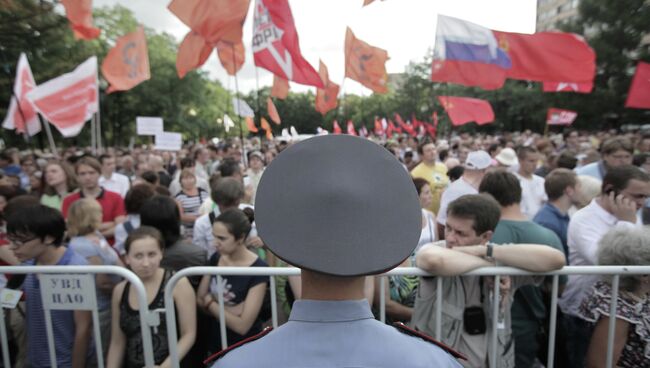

{"left": 485, "top": 243, "right": 495, "bottom": 262}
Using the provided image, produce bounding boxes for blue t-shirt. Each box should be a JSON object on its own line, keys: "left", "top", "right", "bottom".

{"left": 533, "top": 203, "right": 570, "bottom": 257}
{"left": 24, "top": 247, "right": 89, "bottom": 368}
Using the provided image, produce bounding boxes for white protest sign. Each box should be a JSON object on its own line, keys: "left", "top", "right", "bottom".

{"left": 136, "top": 116, "right": 164, "bottom": 136}
{"left": 40, "top": 274, "right": 97, "bottom": 311}
{"left": 154, "top": 132, "right": 182, "bottom": 151}
{"left": 0, "top": 288, "right": 23, "bottom": 309}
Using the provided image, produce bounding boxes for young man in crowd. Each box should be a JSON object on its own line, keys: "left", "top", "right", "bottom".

{"left": 436, "top": 150, "right": 491, "bottom": 237}
{"left": 98, "top": 154, "right": 131, "bottom": 198}
{"left": 559, "top": 165, "right": 650, "bottom": 367}
{"left": 478, "top": 170, "right": 566, "bottom": 368}
{"left": 411, "top": 141, "right": 448, "bottom": 215}
{"left": 576, "top": 137, "right": 634, "bottom": 180}
{"left": 514, "top": 146, "right": 547, "bottom": 219}
{"left": 8, "top": 204, "right": 92, "bottom": 368}
{"left": 412, "top": 194, "right": 566, "bottom": 368}
{"left": 62, "top": 157, "right": 126, "bottom": 244}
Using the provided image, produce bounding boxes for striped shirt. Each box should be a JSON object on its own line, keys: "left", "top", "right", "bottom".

{"left": 175, "top": 188, "right": 209, "bottom": 228}
{"left": 24, "top": 247, "right": 89, "bottom": 368}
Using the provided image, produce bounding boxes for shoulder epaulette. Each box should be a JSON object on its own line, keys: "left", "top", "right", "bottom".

{"left": 392, "top": 322, "right": 467, "bottom": 361}
{"left": 203, "top": 326, "right": 273, "bottom": 366}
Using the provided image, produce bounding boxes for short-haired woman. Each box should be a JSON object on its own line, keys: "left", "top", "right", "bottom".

{"left": 580, "top": 227, "right": 650, "bottom": 368}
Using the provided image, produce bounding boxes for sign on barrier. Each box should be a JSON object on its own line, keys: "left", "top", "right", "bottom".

{"left": 40, "top": 274, "right": 97, "bottom": 310}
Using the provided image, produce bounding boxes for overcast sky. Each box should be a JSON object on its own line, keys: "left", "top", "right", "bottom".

{"left": 92, "top": 0, "right": 537, "bottom": 95}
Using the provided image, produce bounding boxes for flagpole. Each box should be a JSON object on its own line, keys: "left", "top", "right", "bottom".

{"left": 41, "top": 118, "right": 59, "bottom": 158}
{"left": 231, "top": 53, "right": 247, "bottom": 167}
{"left": 91, "top": 112, "right": 96, "bottom": 155}
{"left": 253, "top": 63, "right": 262, "bottom": 141}
{"left": 95, "top": 71, "right": 102, "bottom": 154}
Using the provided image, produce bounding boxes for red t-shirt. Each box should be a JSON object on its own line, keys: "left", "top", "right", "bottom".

{"left": 61, "top": 188, "right": 126, "bottom": 223}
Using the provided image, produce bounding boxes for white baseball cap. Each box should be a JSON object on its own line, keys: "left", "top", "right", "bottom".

{"left": 464, "top": 150, "right": 492, "bottom": 170}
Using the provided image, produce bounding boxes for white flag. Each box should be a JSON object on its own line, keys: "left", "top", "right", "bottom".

{"left": 223, "top": 114, "right": 235, "bottom": 132}
{"left": 290, "top": 126, "right": 299, "bottom": 137}
{"left": 232, "top": 97, "right": 255, "bottom": 117}
{"left": 2, "top": 53, "right": 41, "bottom": 136}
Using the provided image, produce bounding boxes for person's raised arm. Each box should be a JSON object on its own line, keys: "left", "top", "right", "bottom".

{"left": 416, "top": 243, "right": 493, "bottom": 276}
{"left": 207, "top": 282, "right": 267, "bottom": 335}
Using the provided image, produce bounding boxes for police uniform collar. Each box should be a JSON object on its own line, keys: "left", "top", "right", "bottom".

{"left": 80, "top": 187, "right": 105, "bottom": 199}
{"left": 289, "top": 299, "right": 374, "bottom": 322}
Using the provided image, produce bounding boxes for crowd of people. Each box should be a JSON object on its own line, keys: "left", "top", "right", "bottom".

{"left": 0, "top": 128, "right": 649, "bottom": 367}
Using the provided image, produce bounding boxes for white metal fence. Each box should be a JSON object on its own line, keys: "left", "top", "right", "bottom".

{"left": 1, "top": 265, "right": 649, "bottom": 368}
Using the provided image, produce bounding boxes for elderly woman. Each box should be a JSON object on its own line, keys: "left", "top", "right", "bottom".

{"left": 579, "top": 227, "right": 650, "bottom": 368}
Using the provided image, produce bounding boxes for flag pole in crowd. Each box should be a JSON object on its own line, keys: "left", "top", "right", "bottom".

{"left": 41, "top": 118, "right": 59, "bottom": 158}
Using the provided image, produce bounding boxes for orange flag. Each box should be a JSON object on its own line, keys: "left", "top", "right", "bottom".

{"left": 271, "top": 75, "right": 289, "bottom": 99}
{"left": 267, "top": 97, "right": 281, "bottom": 125}
{"left": 261, "top": 117, "right": 273, "bottom": 139}
{"left": 101, "top": 26, "right": 150, "bottom": 93}
{"left": 61, "top": 0, "right": 100, "bottom": 40}
{"left": 216, "top": 40, "right": 245, "bottom": 76}
{"left": 246, "top": 116, "right": 258, "bottom": 132}
{"left": 315, "top": 60, "right": 340, "bottom": 115}
{"left": 169, "top": 0, "right": 249, "bottom": 78}
{"left": 344, "top": 27, "right": 389, "bottom": 93}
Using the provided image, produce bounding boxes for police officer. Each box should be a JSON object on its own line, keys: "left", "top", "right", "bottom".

{"left": 209, "top": 135, "right": 464, "bottom": 367}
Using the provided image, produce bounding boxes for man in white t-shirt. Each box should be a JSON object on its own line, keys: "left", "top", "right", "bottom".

{"left": 98, "top": 154, "right": 131, "bottom": 198}
{"left": 514, "top": 146, "right": 546, "bottom": 219}
{"left": 437, "top": 150, "right": 491, "bottom": 238}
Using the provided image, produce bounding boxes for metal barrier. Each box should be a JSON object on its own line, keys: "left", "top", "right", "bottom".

{"left": 0, "top": 265, "right": 155, "bottom": 368}
{"left": 163, "top": 265, "right": 650, "bottom": 368}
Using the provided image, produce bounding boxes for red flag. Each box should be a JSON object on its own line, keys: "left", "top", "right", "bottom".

{"left": 345, "top": 27, "right": 389, "bottom": 93}
{"left": 261, "top": 117, "right": 273, "bottom": 139}
{"left": 437, "top": 96, "right": 494, "bottom": 126}
{"left": 432, "top": 111, "right": 439, "bottom": 131}
{"left": 332, "top": 120, "right": 342, "bottom": 134}
{"left": 395, "top": 113, "right": 416, "bottom": 137}
{"left": 315, "top": 60, "right": 340, "bottom": 115}
{"left": 2, "top": 53, "right": 41, "bottom": 136}
{"left": 61, "top": 0, "right": 100, "bottom": 40}
{"left": 267, "top": 97, "right": 281, "bottom": 124}
{"left": 546, "top": 108, "right": 578, "bottom": 125}
{"left": 271, "top": 75, "right": 289, "bottom": 99}
{"left": 169, "top": 0, "right": 250, "bottom": 78}
{"left": 252, "top": 0, "right": 323, "bottom": 88}
{"left": 388, "top": 119, "right": 400, "bottom": 135}
{"left": 625, "top": 62, "right": 650, "bottom": 109}
{"left": 423, "top": 121, "right": 437, "bottom": 138}
{"left": 246, "top": 116, "right": 258, "bottom": 132}
{"left": 216, "top": 40, "right": 245, "bottom": 76}
{"left": 385, "top": 119, "right": 394, "bottom": 138}
{"left": 26, "top": 57, "right": 98, "bottom": 137}
{"left": 373, "top": 117, "right": 384, "bottom": 136}
{"left": 101, "top": 26, "right": 150, "bottom": 93}
{"left": 346, "top": 120, "right": 357, "bottom": 136}
{"left": 542, "top": 81, "right": 593, "bottom": 93}
{"left": 494, "top": 31, "right": 596, "bottom": 85}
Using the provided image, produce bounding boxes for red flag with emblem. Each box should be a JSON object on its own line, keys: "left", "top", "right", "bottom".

{"left": 332, "top": 120, "right": 342, "bottom": 134}
{"left": 252, "top": 0, "right": 323, "bottom": 88}
{"left": 347, "top": 120, "right": 357, "bottom": 136}
{"left": 101, "top": 26, "right": 150, "bottom": 93}
{"left": 438, "top": 96, "right": 494, "bottom": 126}
{"left": 267, "top": 97, "right": 281, "bottom": 124}
{"left": 246, "top": 116, "right": 258, "bottom": 132}
{"left": 315, "top": 60, "right": 340, "bottom": 115}
{"left": 625, "top": 62, "right": 650, "bottom": 109}
{"left": 2, "top": 53, "right": 41, "bottom": 136}
{"left": 26, "top": 57, "right": 98, "bottom": 137}
{"left": 61, "top": 0, "right": 101, "bottom": 40}
{"left": 271, "top": 75, "right": 289, "bottom": 99}
{"left": 169, "top": 0, "right": 250, "bottom": 78}
{"left": 216, "top": 40, "right": 246, "bottom": 76}
{"left": 345, "top": 27, "right": 389, "bottom": 93}
{"left": 546, "top": 108, "right": 578, "bottom": 125}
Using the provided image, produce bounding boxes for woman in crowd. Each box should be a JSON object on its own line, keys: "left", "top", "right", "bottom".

{"left": 40, "top": 161, "right": 77, "bottom": 211}
{"left": 413, "top": 177, "right": 437, "bottom": 254}
{"left": 106, "top": 226, "right": 196, "bottom": 368}
{"left": 197, "top": 208, "right": 268, "bottom": 355}
{"left": 67, "top": 198, "right": 122, "bottom": 354}
{"left": 579, "top": 227, "right": 650, "bottom": 368}
{"left": 175, "top": 169, "right": 209, "bottom": 235}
